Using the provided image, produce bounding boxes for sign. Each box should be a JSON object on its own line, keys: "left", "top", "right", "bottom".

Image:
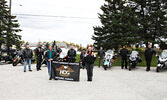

{"left": 52, "top": 61, "right": 80, "bottom": 81}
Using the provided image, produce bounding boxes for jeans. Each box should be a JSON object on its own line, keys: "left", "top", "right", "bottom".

{"left": 47, "top": 61, "right": 51, "bottom": 77}
{"left": 24, "top": 58, "right": 31, "bottom": 71}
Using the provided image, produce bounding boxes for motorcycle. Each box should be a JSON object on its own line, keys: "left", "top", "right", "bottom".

{"left": 13, "top": 55, "right": 24, "bottom": 66}
{"left": 1, "top": 48, "right": 16, "bottom": 63}
{"left": 103, "top": 50, "right": 115, "bottom": 70}
{"left": 129, "top": 50, "right": 142, "bottom": 71}
{"left": 156, "top": 50, "right": 167, "bottom": 72}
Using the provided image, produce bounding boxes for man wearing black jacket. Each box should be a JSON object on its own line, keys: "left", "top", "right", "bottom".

{"left": 35, "top": 44, "right": 44, "bottom": 71}
{"left": 98, "top": 47, "right": 105, "bottom": 68}
{"left": 23, "top": 45, "right": 33, "bottom": 72}
{"left": 145, "top": 45, "right": 157, "bottom": 71}
{"left": 120, "top": 46, "right": 129, "bottom": 69}
{"left": 80, "top": 49, "right": 86, "bottom": 69}
{"left": 67, "top": 46, "right": 76, "bottom": 63}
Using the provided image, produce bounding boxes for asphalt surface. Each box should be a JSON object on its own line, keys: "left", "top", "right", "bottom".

{"left": 0, "top": 64, "right": 167, "bottom": 100}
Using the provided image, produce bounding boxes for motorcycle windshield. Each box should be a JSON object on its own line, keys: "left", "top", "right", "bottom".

{"left": 60, "top": 48, "right": 68, "bottom": 58}
{"left": 160, "top": 50, "right": 167, "bottom": 59}
{"left": 106, "top": 50, "right": 114, "bottom": 54}
{"left": 105, "top": 50, "right": 114, "bottom": 59}
{"left": 130, "top": 51, "right": 138, "bottom": 58}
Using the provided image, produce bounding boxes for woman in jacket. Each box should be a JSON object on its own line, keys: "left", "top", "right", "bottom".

{"left": 45, "top": 45, "right": 58, "bottom": 80}
{"left": 85, "top": 47, "right": 96, "bottom": 82}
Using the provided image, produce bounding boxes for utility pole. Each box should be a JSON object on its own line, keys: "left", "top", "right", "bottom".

{"left": 9, "top": 0, "right": 12, "bottom": 15}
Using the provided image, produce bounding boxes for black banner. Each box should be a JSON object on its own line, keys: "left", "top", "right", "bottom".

{"left": 51, "top": 61, "right": 80, "bottom": 81}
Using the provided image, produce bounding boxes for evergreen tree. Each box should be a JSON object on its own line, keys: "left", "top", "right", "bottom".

{"left": 92, "top": 0, "right": 139, "bottom": 52}
{"left": 0, "top": 0, "right": 22, "bottom": 53}
{"left": 149, "top": 0, "right": 167, "bottom": 46}
{"left": 133, "top": 0, "right": 167, "bottom": 47}
{"left": 0, "top": 0, "right": 6, "bottom": 50}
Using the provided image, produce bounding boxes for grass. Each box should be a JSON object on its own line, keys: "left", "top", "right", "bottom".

{"left": 76, "top": 53, "right": 158, "bottom": 67}
{"left": 34, "top": 51, "right": 158, "bottom": 67}
{"left": 112, "top": 53, "right": 158, "bottom": 67}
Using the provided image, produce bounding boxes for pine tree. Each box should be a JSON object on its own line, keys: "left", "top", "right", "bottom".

{"left": 0, "top": 0, "right": 22, "bottom": 53}
{"left": 149, "top": 0, "right": 167, "bottom": 46}
{"left": 0, "top": 0, "right": 7, "bottom": 50}
{"left": 92, "top": 0, "right": 139, "bottom": 52}
{"left": 133, "top": 0, "right": 167, "bottom": 47}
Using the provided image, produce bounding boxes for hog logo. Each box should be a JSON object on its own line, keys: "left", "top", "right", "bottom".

{"left": 56, "top": 65, "right": 74, "bottom": 77}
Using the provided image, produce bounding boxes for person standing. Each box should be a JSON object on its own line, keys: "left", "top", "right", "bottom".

{"left": 85, "top": 48, "right": 96, "bottom": 82}
{"left": 120, "top": 45, "right": 129, "bottom": 69}
{"left": 145, "top": 45, "right": 157, "bottom": 71}
{"left": 23, "top": 45, "right": 33, "bottom": 72}
{"left": 80, "top": 49, "right": 86, "bottom": 69}
{"left": 45, "top": 45, "right": 58, "bottom": 80}
{"left": 98, "top": 47, "right": 105, "bottom": 68}
{"left": 67, "top": 46, "right": 76, "bottom": 63}
{"left": 35, "top": 44, "right": 44, "bottom": 71}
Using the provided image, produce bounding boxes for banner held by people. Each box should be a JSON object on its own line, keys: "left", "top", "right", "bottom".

{"left": 52, "top": 61, "right": 80, "bottom": 81}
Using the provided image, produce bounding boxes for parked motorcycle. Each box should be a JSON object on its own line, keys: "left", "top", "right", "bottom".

{"left": 129, "top": 51, "right": 142, "bottom": 71}
{"left": 103, "top": 50, "right": 115, "bottom": 70}
{"left": 13, "top": 55, "right": 24, "bottom": 66}
{"left": 156, "top": 50, "right": 167, "bottom": 72}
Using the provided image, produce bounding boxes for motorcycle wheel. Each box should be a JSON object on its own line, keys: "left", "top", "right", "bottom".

{"left": 13, "top": 62, "right": 17, "bottom": 66}
{"left": 129, "top": 64, "right": 132, "bottom": 71}
{"left": 103, "top": 65, "right": 107, "bottom": 70}
{"left": 156, "top": 67, "right": 160, "bottom": 73}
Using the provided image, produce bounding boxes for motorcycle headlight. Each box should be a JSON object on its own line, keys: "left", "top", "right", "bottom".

{"left": 159, "top": 58, "right": 166, "bottom": 63}
{"left": 130, "top": 57, "right": 136, "bottom": 61}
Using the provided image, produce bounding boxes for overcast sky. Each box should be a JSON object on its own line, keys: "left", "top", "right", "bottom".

{"left": 7, "top": 0, "right": 104, "bottom": 47}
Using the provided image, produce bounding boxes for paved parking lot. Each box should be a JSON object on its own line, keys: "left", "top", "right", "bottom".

{"left": 0, "top": 64, "right": 167, "bottom": 100}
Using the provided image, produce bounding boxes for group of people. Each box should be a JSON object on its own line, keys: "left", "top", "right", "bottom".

{"left": 97, "top": 45, "right": 157, "bottom": 72}
{"left": 22, "top": 44, "right": 157, "bottom": 82}
{"left": 120, "top": 45, "right": 157, "bottom": 71}
{"left": 22, "top": 44, "right": 96, "bottom": 82}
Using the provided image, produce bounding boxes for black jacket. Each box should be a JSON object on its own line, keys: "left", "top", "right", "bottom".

{"left": 35, "top": 47, "right": 44, "bottom": 58}
{"left": 44, "top": 50, "right": 58, "bottom": 61}
{"left": 98, "top": 50, "right": 105, "bottom": 58}
{"left": 80, "top": 52, "right": 86, "bottom": 60}
{"left": 23, "top": 48, "right": 33, "bottom": 59}
{"left": 84, "top": 53, "right": 96, "bottom": 64}
{"left": 120, "top": 48, "right": 129, "bottom": 58}
{"left": 67, "top": 49, "right": 76, "bottom": 57}
{"left": 57, "top": 48, "right": 62, "bottom": 54}
{"left": 145, "top": 48, "right": 156, "bottom": 59}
